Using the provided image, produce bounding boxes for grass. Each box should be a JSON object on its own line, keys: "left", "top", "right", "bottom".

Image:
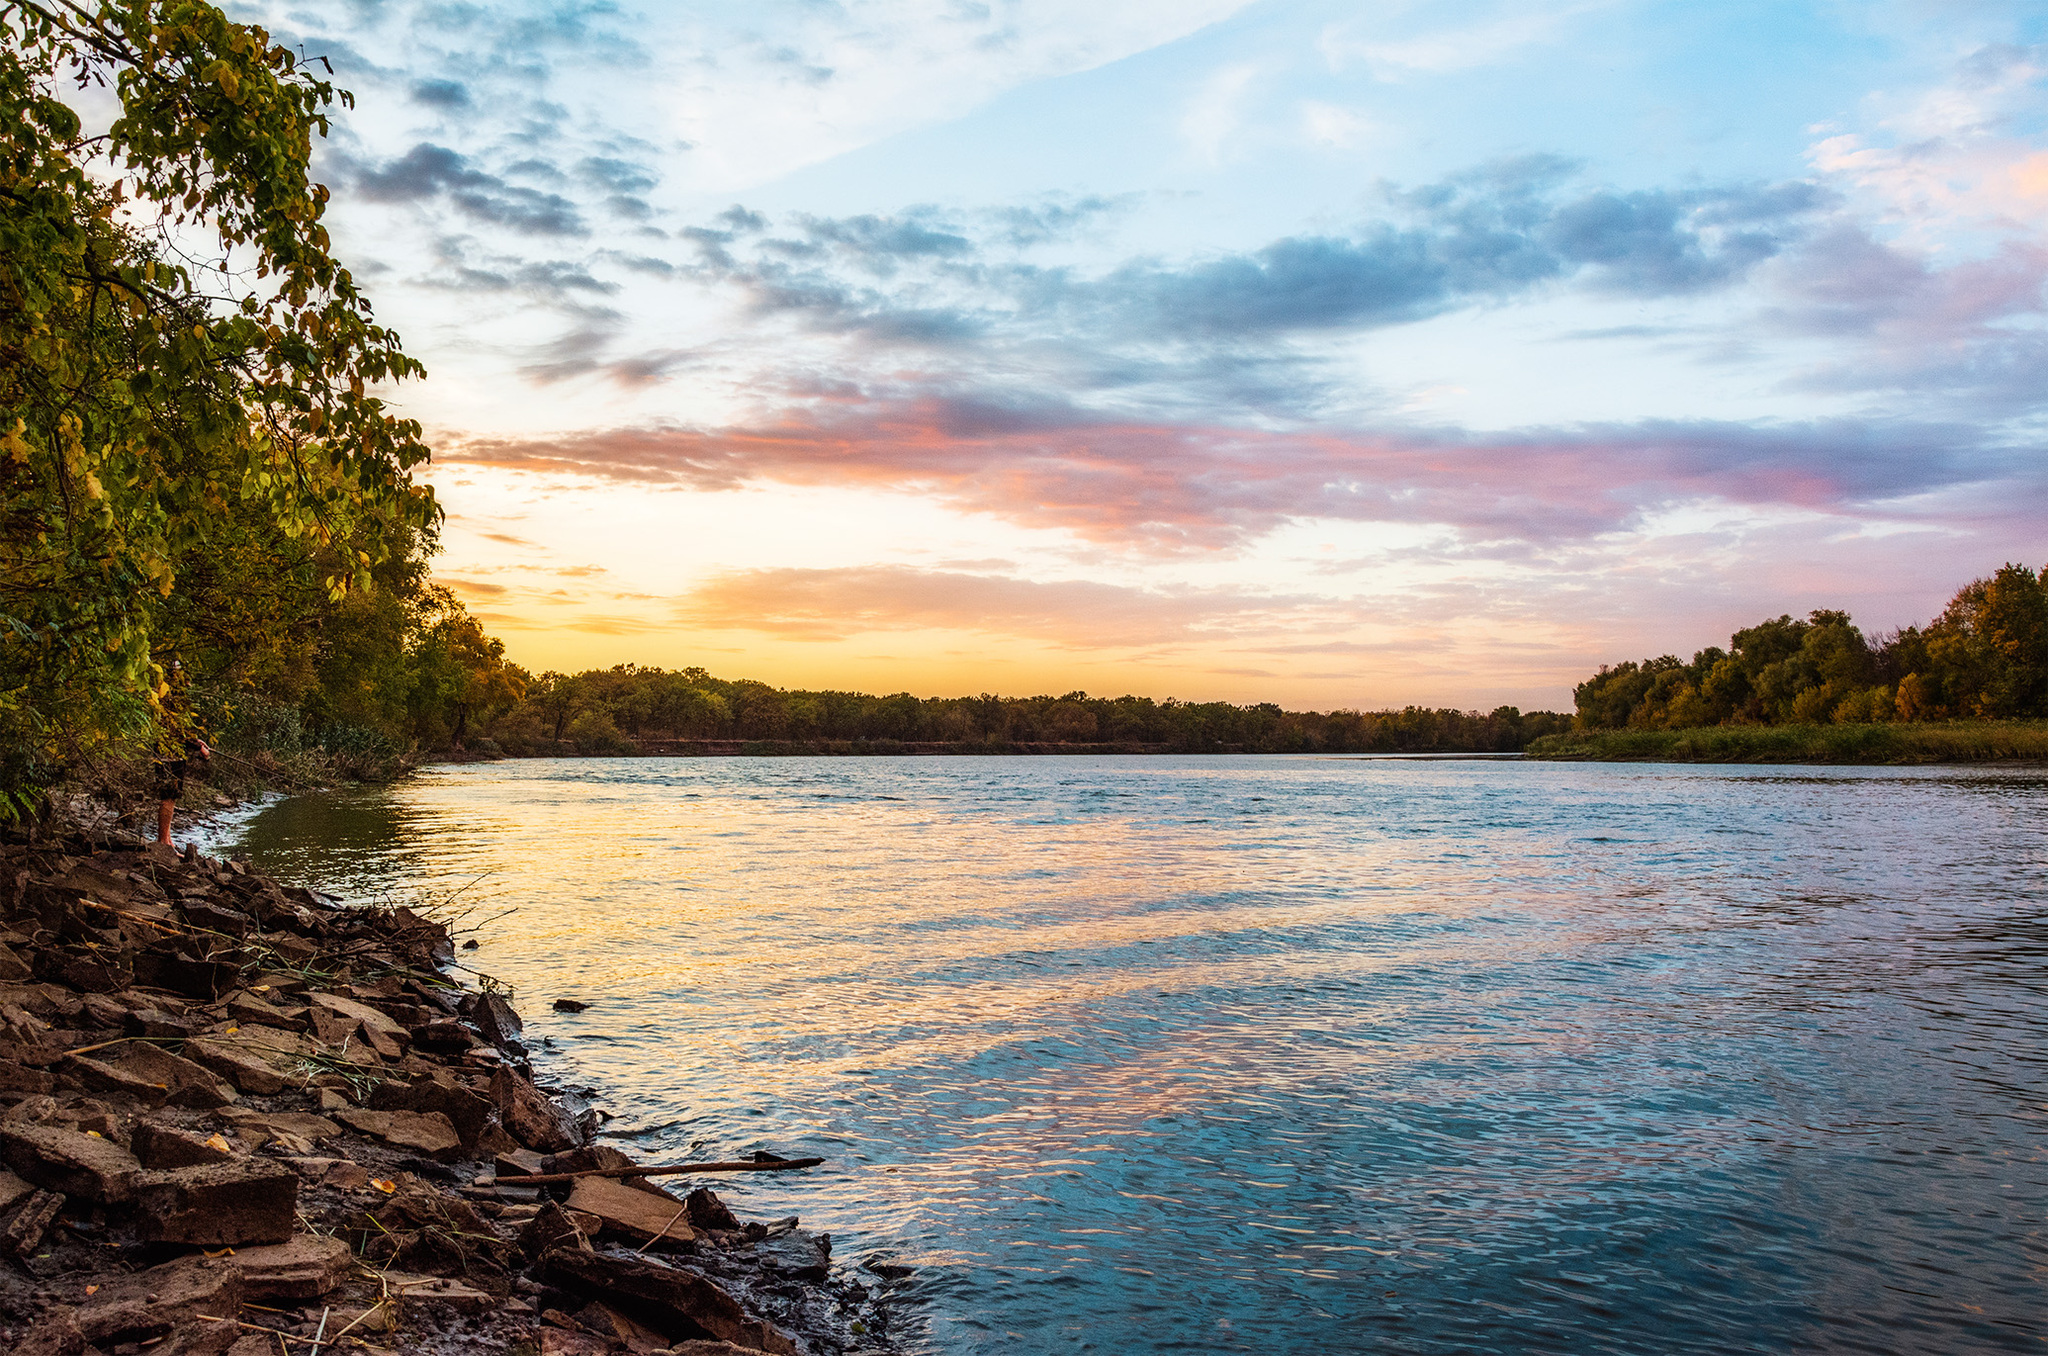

{"left": 1523, "top": 720, "right": 2048, "bottom": 765}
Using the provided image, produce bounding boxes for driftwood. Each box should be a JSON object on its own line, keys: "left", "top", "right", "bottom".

{"left": 509, "top": 1157, "right": 825, "bottom": 1186}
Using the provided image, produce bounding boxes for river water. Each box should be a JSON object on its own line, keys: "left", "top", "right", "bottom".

{"left": 215, "top": 755, "right": 2048, "bottom": 1355}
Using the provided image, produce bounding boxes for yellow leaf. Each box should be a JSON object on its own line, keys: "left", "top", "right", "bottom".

{"left": 371, "top": 1178, "right": 397, "bottom": 1194}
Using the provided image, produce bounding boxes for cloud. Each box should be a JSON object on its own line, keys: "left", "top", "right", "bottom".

{"left": 688, "top": 163, "right": 1825, "bottom": 352}
{"left": 348, "top": 143, "right": 587, "bottom": 235}
{"left": 449, "top": 398, "right": 2018, "bottom": 550}
{"left": 674, "top": 565, "right": 1329, "bottom": 646}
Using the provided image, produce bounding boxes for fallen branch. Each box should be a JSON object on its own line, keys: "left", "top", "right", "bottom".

{"left": 510, "top": 1157, "right": 825, "bottom": 1185}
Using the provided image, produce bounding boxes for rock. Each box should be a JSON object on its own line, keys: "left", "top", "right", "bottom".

{"left": 471, "top": 992, "right": 524, "bottom": 1047}
{"left": 493, "top": 1066, "right": 578, "bottom": 1152}
{"left": 14, "top": 1310, "right": 89, "bottom": 1356}
{"left": 575, "top": 1300, "right": 672, "bottom": 1353}
{"left": 183, "top": 1038, "right": 290, "bottom": 1095}
{"left": 283, "top": 1155, "right": 372, "bottom": 1189}
{"left": 750, "top": 1231, "right": 831, "bottom": 1282}
{"left": 565, "top": 1174, "right": 695, "bottom": 1246}
{"left": 373, "top": 1074, "right": 495, "bottom": 1152}
{"left": 668, "top": 1345, "right": 763, "bottom": 1356}
{"left": 308, "top": 992, "right": 410, "bottom": 1050}
{"left": 0, "top": 1123, "right": 141, "bottom": 1202}
{"left": 519, "top": 1201, "right": 593, "bottom": 1257}
{"left": 0, "top": 943, "right": 33, "bottom": 983}
{"left": 540, "top": 1248, "right": 801, "bottom": 1354}
{"left": 334, "top": 1108, "right": 464, "bottom": 1160}
{"left": 75, "top": 1253, "right": 244, "bottom": 1345}
{"left": 0, "top": 1059, "right": 55, "bottom": 1094}
{"left": 552, "top": 998, "right": 589, "bottom": 1013}
{"left": 497, "top": 1146, "right": 547, "bottom": 1176}
{"left": 233, "top": 1233, "right": 354, "bottom": 1299}
{"left": 539, "top": 1331, "right": 614, "bottom": 1356}
{"left": 0, "top": 1167, "right": 32, "bottom": 1210}
{"left": 3, "top": 1188, "right": 64, "bottom": 1257}
{"left": 131, "top": 1120, "right": 235, "bottom": 1169}
{"left": 127, "top": 1006, "right": 198, "bottom": 1038}
{"left": 220, "top": 1108, "right": 342, "bottom": 1146}
{"left": 63, "top": 1050, "right": 171, "bottom": 1105}
{"left": 381, "top": 1271, "right": 498, "bottom": 1312}
{"left": 134, "top": 1157, "right": 299, "bottom": 1245}
{"left": 104, "top": 1042, "right": 239, "bottom": 1108}
{"left": 221, "top": 989, "right": 308, "bottom": 1031}
{"left": 686, "top": 1187, "right": 741, "bottom": 1232}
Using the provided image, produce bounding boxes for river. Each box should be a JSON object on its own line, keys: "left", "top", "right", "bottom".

{"left": 214, "top": 755, "right": 2048, "bottom": 1355}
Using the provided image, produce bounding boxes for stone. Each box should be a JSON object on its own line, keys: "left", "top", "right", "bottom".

{"left": 497, "top": 1146, "right": 547, "bottom": 1176}
{"left": 14, "top": 1310, "right": 88, "bottom": 1356}
{"left": 131, "top": 1120, "right": 235, "bottom": 1169}
{"left": 4, "top": 1188, "right": 64, "bottom": 1257}
{"left": 134, "top": 1157, "right": 299, "bottom": 1245}
{"left": 220, "top": 1108, "right": 342, "bottom": 1146}
{"left": 552, "top": 998, "right": 589, "bottom": 1012}
{"left": 0, "top": 1059, "right": 54, "bottom": 1094}
{"left": 493, "top": 1066, "right": 578, "bottom": 1153}
{"left": 519, "top": 1201, "right": 593, "bottom": 1257}
{"left": 575, "top": 1300, "right": 671, "bottom": 1354}
{"left": 540, "top": 1248, "right": 800, "bottom": 1354}
{"left": 282, "top": 1155, "right": 372, "bottom": 1189}
{"left": 105, "top": 1042, "right": 238, "bottom": 1108}
{"left": 686, "top": 1187, "right": 741, "bottom": 1232}
{"left": 127, "top": 1006, "right": 199, "bottom": 1038}
{"left": 566, "top": 1174, "right": 695, "bottom": 1246}
{"left": 334, "top": 1107, "right": 463, "bottom": 1159}
{"left": 373, "top": 1074, "right": 495, "bottom": 1153}
{"left": 308, "top": 992, "right": 409, "bottom": 1049}
{"left": 221, "top": 990, "right": 307, "bottom": 1031}
{"left": 0, "top": 1167, "right": 32, "bottom": 1210}
{"left": 75, "top": 1253, "right": 244, "bottom": 1345}
{"left": 472, "top": 991, "right": 523, "bottom": 1047}
{"left": 63, "top": 1050, "right": 170, "bottom": 1105}
{"left": 750, "top": 1231, "right": 830, "bottom": 1282}
{"left": 0, "top": 1123, "right": 141, "bottom": 1202}
{"left": 379, "top": 1270, "right": 496, "bottom": 1312}
{"left": 232, "top": 1233, "right": 354, "bottom": 1299}
{"left": 668, "top": 1345, "right": 759, "bottom": 1356}
{"left": 539, "top": 1331, "right": 613, "bottom": 1356}
{"left": 183, "top": 1038, "right": 290, "bottom": 1095}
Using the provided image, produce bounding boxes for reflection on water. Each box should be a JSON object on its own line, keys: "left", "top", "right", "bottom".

{"left": 225, "top": 756, "right": 2048, "bottom": 1355}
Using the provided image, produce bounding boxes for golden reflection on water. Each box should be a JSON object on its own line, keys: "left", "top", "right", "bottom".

{"left": 225, "top": 756, "right": 2048, "bottom": 1356}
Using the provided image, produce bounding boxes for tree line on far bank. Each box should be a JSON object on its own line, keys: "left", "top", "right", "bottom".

{"left": 477, "top": 667, "right": 1571, "bottom": 756}
{"left": 1573, "top": 563, "right": 2048, "bottom": 731}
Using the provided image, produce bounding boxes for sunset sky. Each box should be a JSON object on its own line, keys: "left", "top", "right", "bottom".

{"left": 241, "top": 0, "right": 2046, "bottom": 709}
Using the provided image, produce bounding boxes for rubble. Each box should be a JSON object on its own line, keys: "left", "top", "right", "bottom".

{"left": 0, "top": 828, "right": 896, "bottom": 1355}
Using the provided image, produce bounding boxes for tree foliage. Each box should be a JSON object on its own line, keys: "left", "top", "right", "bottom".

{"left": 1573, "top": 564, "right": 2048, "bottom": 730}
{"left": 1, "top": 0, "right": 440, "bottom": 805}
{"left": 479, "top": 665, "right": 1570, "bottom": 755}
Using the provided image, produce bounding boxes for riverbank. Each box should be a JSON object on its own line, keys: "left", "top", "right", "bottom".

{"left": 0, "top": 822, "right": 891, "bottom": 1355}
{"left": 1524, "top": 719, "right": 2048, "bottom": 763}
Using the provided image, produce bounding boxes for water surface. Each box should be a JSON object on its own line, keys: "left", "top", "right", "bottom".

{"left": 221, "top": 756, "right": 2048, "bottom": 1354}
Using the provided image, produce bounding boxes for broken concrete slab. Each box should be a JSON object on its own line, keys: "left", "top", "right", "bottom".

{"left": 232, "top": 1233, "right": 354, "bottom": 1299}
{"left": 540, "top": 1247, "right": 801, "bottom": 1354}
{"left": 334, "top": 1107, "right": 464, "bottom": 1160}
{"left": 75, "top": 1253, "right": 244, "bottom": 1345}
{"left": 134, "top": 1157, "right": 299, "bottom": 1245}
{"left": 130, "top": 1120, "right": 235, "bottom": 1169}
{"left": 0, "top": 1123, "right": 141, "bottom": 1202}
{"left": 182, "top": 1037, "right": 291, "bottom": 1095}
{"left": 104, "top": 1042, "right": 239, "bottom": 1108}
{"left": 565, "top": 1174, "right": 695, "bottom": 1247}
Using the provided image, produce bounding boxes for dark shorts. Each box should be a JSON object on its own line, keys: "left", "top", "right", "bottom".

{"left": 153, "top": 759, "right": 187, "bottom": 801}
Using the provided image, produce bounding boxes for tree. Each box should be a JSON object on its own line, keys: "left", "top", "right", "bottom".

{"left": 1, "top": 0, "right": 438, "bottom": 808}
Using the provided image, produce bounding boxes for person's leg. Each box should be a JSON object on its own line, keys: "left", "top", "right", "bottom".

{"left": 157, "top": 796, "right": 174, "bottom": 845}
{"left": 152, "top": 760, "right": 185, "bottom": 846}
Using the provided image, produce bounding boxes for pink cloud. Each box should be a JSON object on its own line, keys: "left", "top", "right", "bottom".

{"left": 447, "top": 400, "right": 1987, "bottom": 550}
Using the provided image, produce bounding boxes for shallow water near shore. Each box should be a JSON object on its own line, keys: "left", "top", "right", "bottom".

{"left": 218, "top": 755, "right": 2048, "bottom": 1355}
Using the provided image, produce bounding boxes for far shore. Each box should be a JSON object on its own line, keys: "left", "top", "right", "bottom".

{"left": 1525, "top": 719, "right": 2048, "bottom": 765}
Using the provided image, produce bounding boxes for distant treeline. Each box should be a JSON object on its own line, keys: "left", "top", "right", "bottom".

{"left": 1573, "top": 563, "right": 2048, "bottom": 730}
{"left": 477, "top": 667, "right": 1571, "bottom": 756}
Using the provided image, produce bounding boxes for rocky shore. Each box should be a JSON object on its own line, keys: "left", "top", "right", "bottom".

{"left": 0, "top": 826, "right": 896, "bottom": 1356}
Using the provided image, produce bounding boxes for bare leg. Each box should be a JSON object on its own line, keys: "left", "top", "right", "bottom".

{"left": 157, "top": 797, "right": 174, "bottom": 845}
